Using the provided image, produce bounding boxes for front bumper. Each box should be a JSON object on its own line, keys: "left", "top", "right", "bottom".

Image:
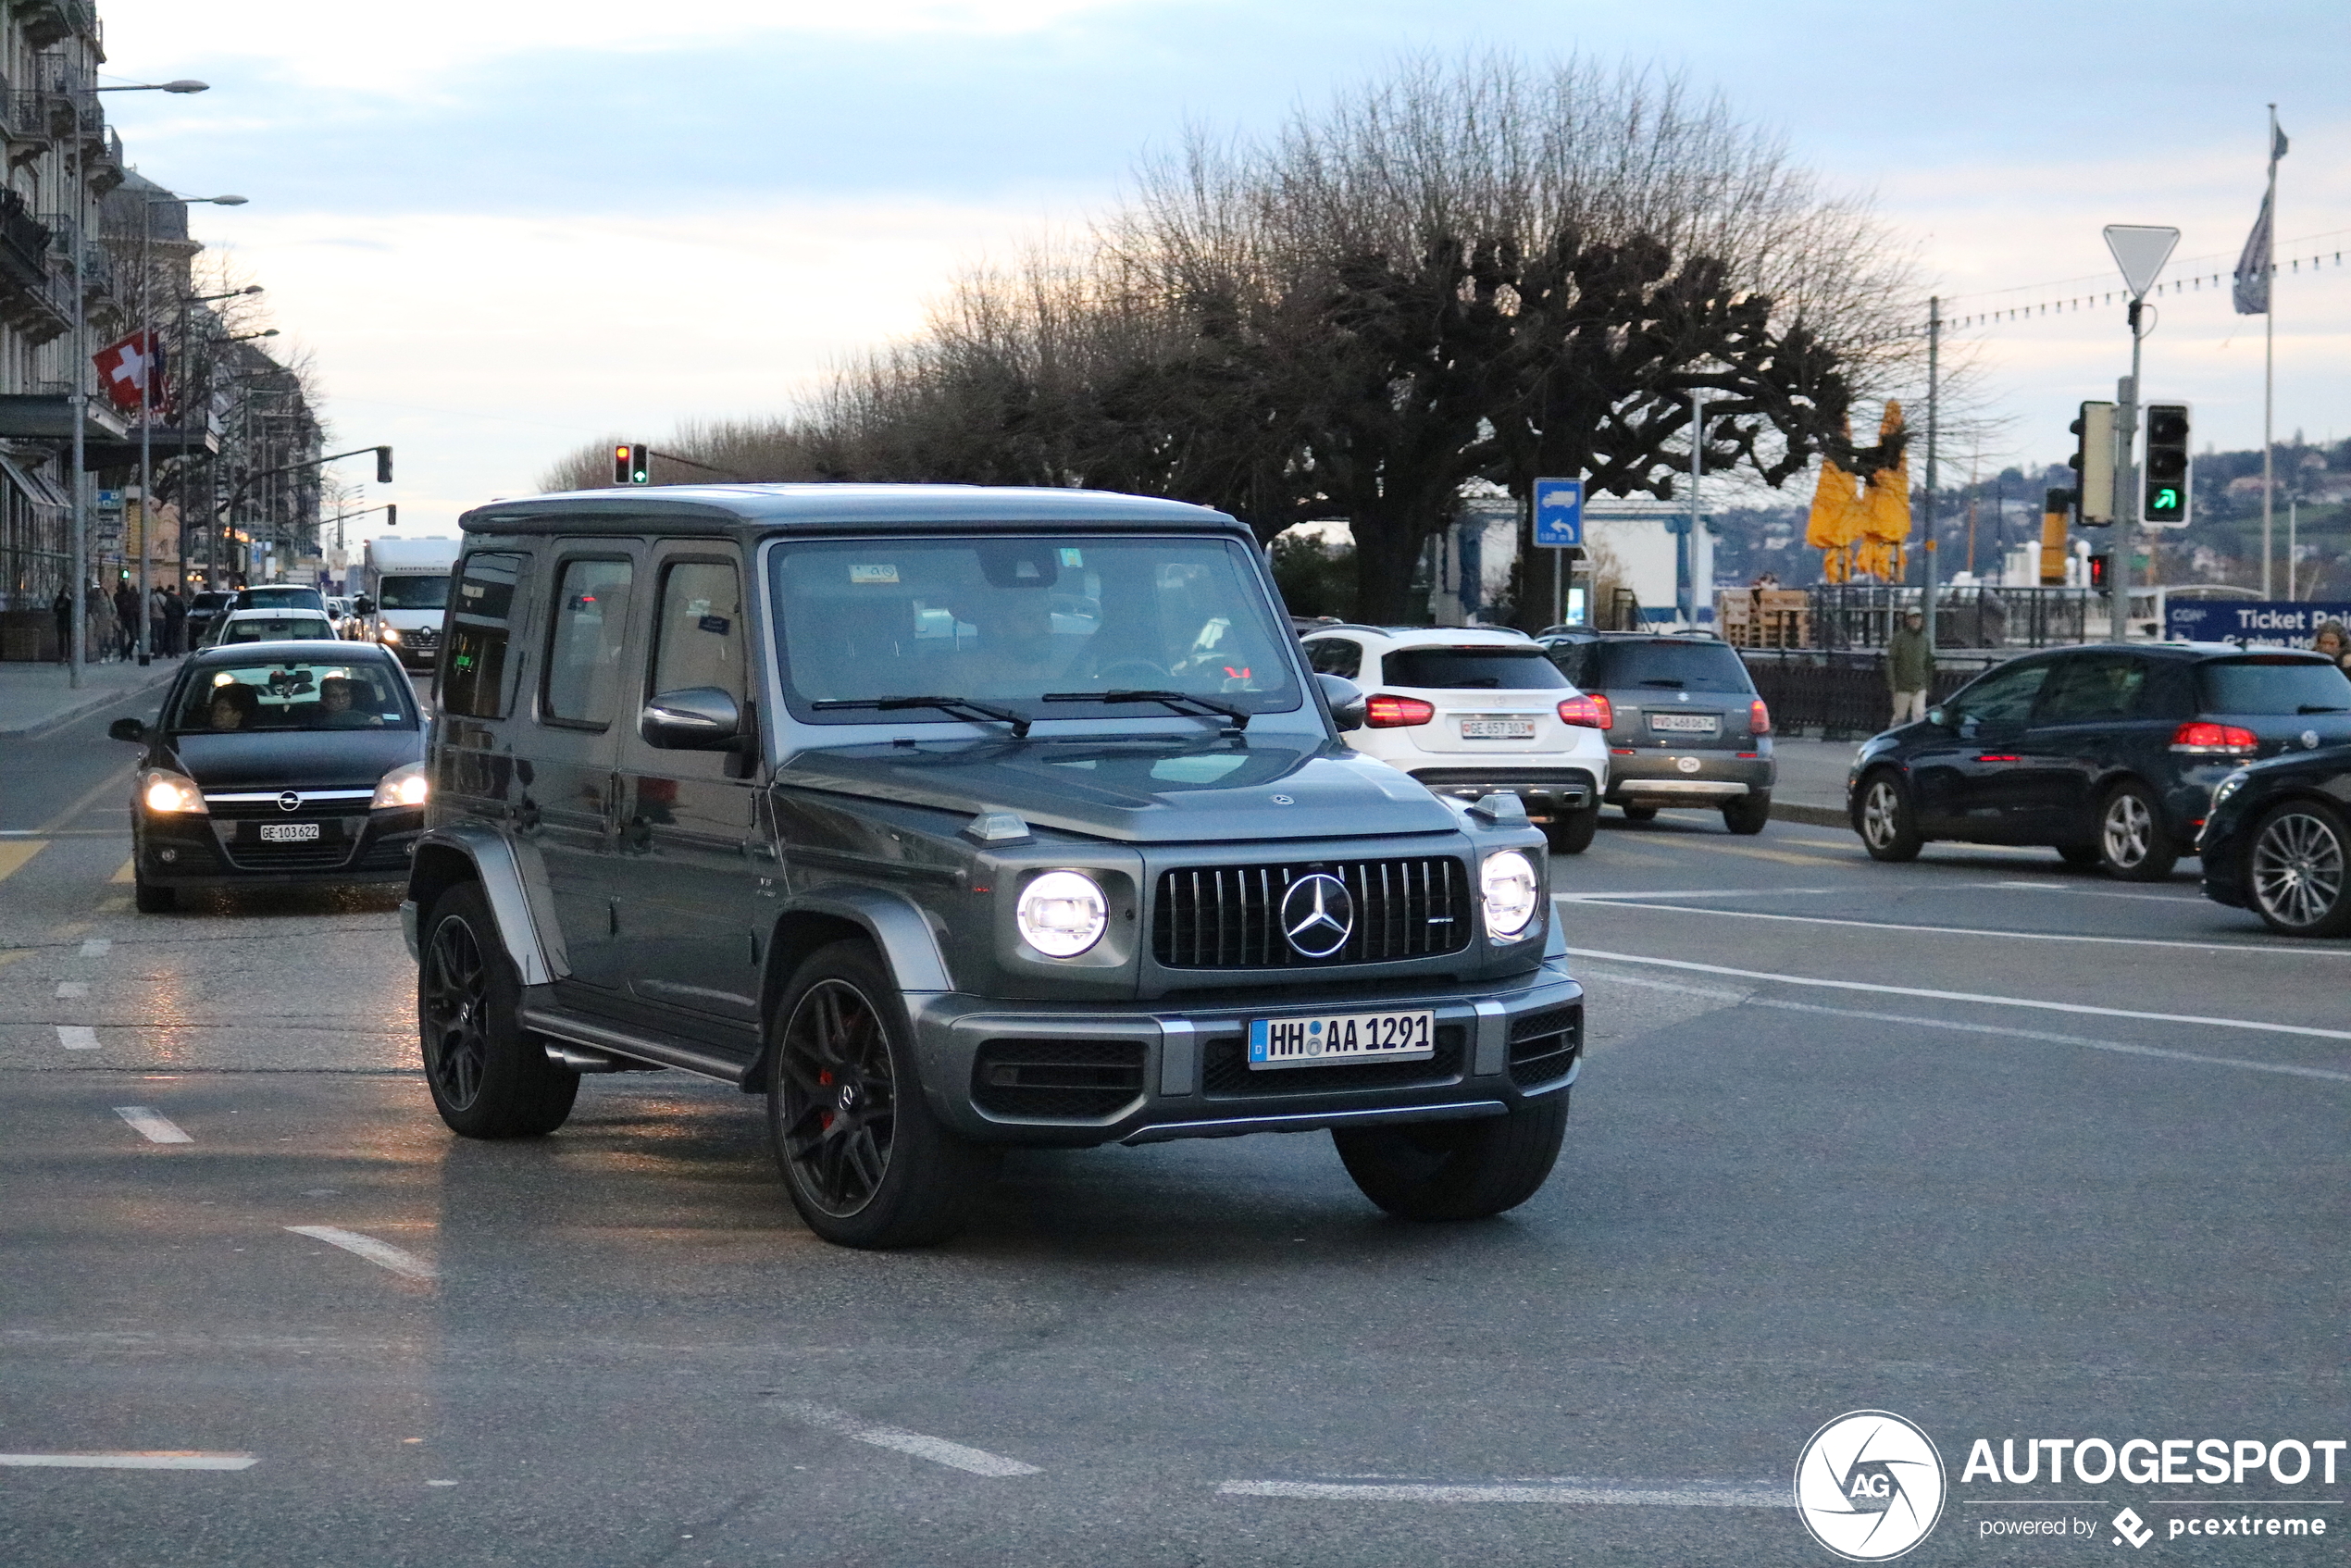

{"left": 135, "top": 806, "right": 424, "bottom": 888}
{"left": 1403, "top": 766, "right": 1600, "bottom": 821}
{"left": 904, "top": 961, "right": 1585, "bottom": 1147}
{"left": 1607, "top": 748, "right": 1773, "bottom": 804}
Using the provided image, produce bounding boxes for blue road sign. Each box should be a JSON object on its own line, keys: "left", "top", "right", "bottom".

{"left": 1534, "top": 478, "right": 1583, "bottom": 547}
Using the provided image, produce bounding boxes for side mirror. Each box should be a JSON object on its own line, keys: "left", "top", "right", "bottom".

{"left": 639, "top": 687, "right": 741, "bottom": 750}
{"left": 1924, "top": 706, "right": 1947, "bottom": 729}
{"left": 1315, "top": 673, "right": 1367, "bottom": 733}
{"left": 353, "top": 595, "right": 374, "bottom": 616}
{"left": 107, "top": 717, "right": 146, "bottom": 743}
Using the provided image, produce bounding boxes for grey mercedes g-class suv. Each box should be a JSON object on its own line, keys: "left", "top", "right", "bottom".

{"left": 402, "top": 484, "right": 1584, "bottom": 1247}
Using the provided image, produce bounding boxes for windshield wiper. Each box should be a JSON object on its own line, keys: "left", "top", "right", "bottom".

{"left": 1041, "top": 690, "right": 1250, "bottom": 730}
{"left": 813, "top": 695, "right": 1031, "bottom": 738}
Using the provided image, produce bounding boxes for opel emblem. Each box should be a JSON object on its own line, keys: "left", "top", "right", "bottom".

{"left": 1278, "top": 873, "right": 1354, "bottom": 959}
{"left": 277, "top": 790, "right": 302, "bottom": 813}
{"left": 1270, "top": 794, "right": 1295, "bottom": 805}
{"left": 2303, "top": 729, "right": 2320, "bottom": 750}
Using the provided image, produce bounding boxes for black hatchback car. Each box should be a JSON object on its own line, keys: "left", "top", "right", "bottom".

{"left": 2198, "top": 744, "right": 2351, "bottom": 936}
{"left": 107, "top": 641, "right": 429, "bottom": 911}
{"left": 1847, "top": 643, "right": 2351, "bottom": 879}
{"left": 1537, "top": 630, "right": 1775, "bottom": 833}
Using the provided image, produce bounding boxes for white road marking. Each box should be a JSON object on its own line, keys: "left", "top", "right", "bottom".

{"left": 114, "top": 1107, "right": 192, "bottom": 1144}
{"left": 77, "top": 939, "right": 110, "bottom": 957}
{"left": 1568, "top": 948, "right": 2351, "bottom": 1046}
{"left": 56, "top": 1025, "right": 98, "bottom": 1051}
{"left": 54, "top": 981, "right": 87, "bottom": 999}
{"left": 1218, "top": 1479, "right": 1788, "bottom": 1507}
{"left": 1567, "top": 899, "right": 2345, "bottom": 957}
{"left": 283, "top": 1226, "right": 436, "bottom": 1281}
{"left": 770, "top": 1400, "right": 1041, "bottom": 1477}
{"left": 0, "top": 1452, "right": 256, "bottom": 1470}
{"left": 1560, "top": 888, "right": 1838, "bottom": 902}
{"left": 1991, "top": 880, "right": 2202, "bottom": 903}
{"left": 1575, "top": 964, "right": 2351, "bottom": 1084}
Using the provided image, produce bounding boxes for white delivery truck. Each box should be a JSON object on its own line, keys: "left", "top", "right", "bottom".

{"left": 358, "top": 536, "right": 459, "bottom": 671}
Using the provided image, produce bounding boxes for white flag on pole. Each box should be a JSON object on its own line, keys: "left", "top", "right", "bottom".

{"left": 2233, "top": 121, "right": 2288, "bottom": 316}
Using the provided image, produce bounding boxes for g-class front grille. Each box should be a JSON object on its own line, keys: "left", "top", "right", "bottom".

{"left": 972, "top": 1039, "right": 1147, "bottom": 1121}
{"left": 1152, "top": 856, "right": 1470, "bottom": 969}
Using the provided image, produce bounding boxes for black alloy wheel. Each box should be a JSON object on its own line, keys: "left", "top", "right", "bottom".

{"left": 775, "top": 978, "right": 899, "bottom": 1220}
{"left": 1856, "top": 771, "right": 1922, "bottom": 862}
{"left": 2246, "top": 801, "right": 2351, "bottom": 938}
{"left": 2096, "top": 781, "right": 2178, "bottom": 882}
{"left": 417, "top": 883, "right": 578, "bottom": 1138}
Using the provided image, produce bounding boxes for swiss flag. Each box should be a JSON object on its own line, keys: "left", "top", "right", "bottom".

{"left": 93, "top": 330, "right": 165, "bottom": 417}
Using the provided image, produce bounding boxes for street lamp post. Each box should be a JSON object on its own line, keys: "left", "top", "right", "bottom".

{"left": 174, "top": 284, "right": 261, "bottom": 588}
{"left": 62, "top": 76, "right": 208, "bottom": 690}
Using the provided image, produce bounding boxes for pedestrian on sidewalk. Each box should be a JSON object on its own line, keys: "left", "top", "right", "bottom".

{"left": 2313, "top": 620, "right": 2350, "bottom": 674}
{"left": 162, "top": 586, "right": 187, "bottom": 656}
{"left": 1888, "top": 607, "right": 1934, "bottom": 726}
{"left": 148, "top": 583, "right": 168, "bottom": 659}
{"left": 112, "top": 579, "right": 140, "bottom": 661}
{"left": 50, "top": 587, "right": 72, "bottom": 663}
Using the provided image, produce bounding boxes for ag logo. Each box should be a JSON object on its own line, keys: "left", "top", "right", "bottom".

{"left": 1794, "top": 1410, "right": 1945, "bottom": 1561}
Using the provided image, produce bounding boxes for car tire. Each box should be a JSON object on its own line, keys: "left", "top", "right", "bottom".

{"left": 1333, "top": 1094, "right": 1569, "bottom": 1221}
{"left": 1855, "top": 770, "right": 1922, "bottom": 862}
{"left": 1544, "top": 807, "right": 1599, "bottom": 855}
{"left": 1722, "top": 792, "right": 1771, "bottom": 836}
{"left": 133, "top": 874, "right": 176, "bottom": 914}
{"left": 417, "top": 882, "right": 578, "bottom": 1138}
{"left": 2096, "top": 781, "right": 2178, "bottom": 882}
{"left": 1620, "top": 803, "right": 1659, "bottom": 822}
{"left": 2245, "top": 800, "right": 2351, "bottom": 938}
{"left": 766, "top": 940, "right": 998, "bottom": 1249}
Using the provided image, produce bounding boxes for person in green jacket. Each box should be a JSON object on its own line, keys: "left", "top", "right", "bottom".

{"left": 1888, "top": 607, "right": 1935, "bottom": 725}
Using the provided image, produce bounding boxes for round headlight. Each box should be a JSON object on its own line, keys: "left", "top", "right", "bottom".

{"left": 1481, "top": 850, "right": 1540, "bottom": 940}
{"left": 1016, "top": 870, "right": 1109, "bottom": 958}
{"left": 371, "top": 762, "right": 429, "bottom": 809}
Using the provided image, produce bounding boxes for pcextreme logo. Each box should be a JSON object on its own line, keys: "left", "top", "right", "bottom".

{"left": 1795, "top": 1410, "right": 1947, "bottom": 1561}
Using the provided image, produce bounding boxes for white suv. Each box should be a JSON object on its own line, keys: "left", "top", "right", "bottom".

{"left": 1303, "top": 626, "right": 1610, "bottom": 852}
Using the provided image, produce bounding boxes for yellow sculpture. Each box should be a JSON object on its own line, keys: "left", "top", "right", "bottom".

{"left": 1808, "top": 404, "right": 1909, "bottom": 583}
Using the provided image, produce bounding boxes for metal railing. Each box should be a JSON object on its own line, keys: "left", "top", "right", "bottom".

{"left": 1741, "top": 648, "right": 1999, "bottom": 741}
{"left": 1807, "top": 583, "right": 2104, "bottom": 652}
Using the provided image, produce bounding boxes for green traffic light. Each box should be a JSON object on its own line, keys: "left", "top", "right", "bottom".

{"left": 2146, "top": 485, "right": 2181, "bottom": 517}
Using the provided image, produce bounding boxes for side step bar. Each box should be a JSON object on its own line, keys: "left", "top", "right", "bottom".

{"left": 521, "top": 1008, "right": 753, "bottom": 1088}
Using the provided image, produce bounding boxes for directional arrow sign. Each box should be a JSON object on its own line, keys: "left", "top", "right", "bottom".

{"left": 1533, "top": 478, "right": 1583, "bottom": 547}
{"left": 2103, "top": 225, "right": 2180, "bottom": 301}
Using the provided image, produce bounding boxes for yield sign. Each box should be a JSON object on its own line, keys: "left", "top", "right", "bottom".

{"left": 2103, "top": 225, "right": 2180, "bottom": 300}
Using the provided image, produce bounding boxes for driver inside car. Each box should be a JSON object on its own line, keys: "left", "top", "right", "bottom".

{"left": 316, "top": 676, "right": 381, "bottom": 728}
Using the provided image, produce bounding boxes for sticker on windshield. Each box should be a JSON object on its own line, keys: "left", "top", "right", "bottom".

{"left": 850, "top": 564, "right": 899, "bottom": 584}
{"left": 1059, "top": 548, "right": 1084, "bottom": 567}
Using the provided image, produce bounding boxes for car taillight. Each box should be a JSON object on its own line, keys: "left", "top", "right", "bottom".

{"left": 1556, "top": 693, "right": 1611, "bottom": 729}
{"left": 1365, "top": 694, "right": 1436, "bottom": 728}
{"left": 2171, "top": 721, "right": 2258, "bottom": 755}
{"left": 1749, "top": 697, "right": 1772, "bottom": 736}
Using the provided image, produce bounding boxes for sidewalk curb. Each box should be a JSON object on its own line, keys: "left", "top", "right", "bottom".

{"left": 1770, "top": 799, "right": 1849, "bottom": 829}
{"left": 0, "top": 666, "right": 176, "bottom": 739}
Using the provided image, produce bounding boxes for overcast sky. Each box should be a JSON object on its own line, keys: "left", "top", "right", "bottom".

{"left": 93, "top": 0, "right": 2351, "bottom": 540}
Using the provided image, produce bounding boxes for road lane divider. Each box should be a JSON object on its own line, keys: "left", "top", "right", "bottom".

{"left": 0, "top": 1452, "right": 256, "bottom": 1471}
{"left": 1218, "top": 1478, "right": 1787, "bottom": 1507}
{"left": 0, "top": 840, "right": 44, "bottom": 882}
{"left": 109, "top": 859, "right": 133, "bottom": 885}
{"left": 55, "top": 1026, "right": 97, "bottom": 1051}
{"left": 1560, "top": 888, "right": 1838, "bottom": 902}
{"left": 1567, "top": 948, "right": 2351, "bottom": 1046}
{"left": 283, "top": 1226, "right": 436, "bottom": 1281}
{"left": 114, "top": 1107, "right": 192, "bottom": 1144}
{"left": 1558, "top": 898, "right": 2350, "bottom": 957}
{"left": 77, "top": 938, "right": 110, "bottom": 957}
{"left": 767, "top": 1400, "right": 1042, "bottom": 1477}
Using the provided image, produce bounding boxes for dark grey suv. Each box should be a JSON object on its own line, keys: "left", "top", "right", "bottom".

{"left": 404, "top": 485, "right": 1585, "bottom": 1248}
{"left": 1538, "top": 631, "right": 1775, "bottom": 833}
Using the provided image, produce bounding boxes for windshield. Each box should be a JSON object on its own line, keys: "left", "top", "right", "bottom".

{"left": 2199, "top": 657, "right": 2351, "bottom": 714}
{"left": 771, "top": 534, "right": 1300, "bottom": 726}
{"left": 377, "top": 576, "right": 450, "bottom": 610}
{"left": 221, "top": 616, "right": 335, "bottom": 645}
{"left": 171, "top": 659, "right": 416, "bottom": 732}
{"left": 1580, "top": 639, "right": 1755, "bottom": 693}
{"left": 237, "top": 587, "right": 325, "bottom": 613}
{"left": 1380, "top": 647, "right": 1567, "bottom": 691}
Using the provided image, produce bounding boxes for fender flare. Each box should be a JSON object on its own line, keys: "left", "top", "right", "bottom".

{"left": 405, "top": 822, "right": 569, "bottom": 987}
{"left": 771, "top": 882, "right": 954, "bottom": 996}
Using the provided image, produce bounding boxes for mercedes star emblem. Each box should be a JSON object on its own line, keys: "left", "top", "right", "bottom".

{"left": 1279, "top": 873, "right": 1355, "bottom": 959}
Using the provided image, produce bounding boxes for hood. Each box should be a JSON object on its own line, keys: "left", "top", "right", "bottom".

{"left": 167, "top": 728, "right": 425, "bottom": 790}
{"left": 775, "top": 736, "right": 1457, "bottom": 843}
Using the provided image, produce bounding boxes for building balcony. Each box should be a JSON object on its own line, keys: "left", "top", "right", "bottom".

{"left": 19, "top": 2, "right": 102, "bottom": 54}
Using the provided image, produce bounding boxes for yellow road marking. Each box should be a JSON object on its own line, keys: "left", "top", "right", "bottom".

{"left": 53, "top": 920, "right": 90, "bottom": 940}
{"left": 94, "top": 895, "right": 130, "bottom": 914}
{"left": 32, "top": 764, "right": 133, "bottom": 836}
{"left": 0, "top": 840, "right": 46, "bottom": 882}
{"left": 110, "top": 858, "right": 134, "bottom": 884}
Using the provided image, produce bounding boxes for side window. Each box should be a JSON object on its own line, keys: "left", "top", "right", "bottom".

{"left": 650, "top": 560, "right": 745, "bottom": 699}
{"left": 1304, "top": 637, "right": 1361, "bottom": 679}
{"left": 2034, "top": 654, "right": 2146, "bottom": 725}
{"left": 442, "top": 553, "right": 528, "bottom": 718}
{"left": 1951, "top": 660, "right": 2051, "bottom": 728}
{"left": 543, "top": 558, "right": 634, "bottom": 727}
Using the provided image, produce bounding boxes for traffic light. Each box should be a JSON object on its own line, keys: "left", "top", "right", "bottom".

{"left": 2142, "top": 403, "right": 2191, "bottom": 525}
{"left": 384, "top": 504, "right": 397, "bottom": 528}
{"left": 613, "top": 444, "right": 631, "bottom": 485}
{"left": 614, "top": 443, "right": 649, "bottom": 485}
{"left": 2068, "top": 401, "right": 2115, "bottom": 525}
{"left": 2087, "top": 551, "right": 2112, "bottom": 591}
{"left": 375, "top": 446, "right": 393, "bottom": 484}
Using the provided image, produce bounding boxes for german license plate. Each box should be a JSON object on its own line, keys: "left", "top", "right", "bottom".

{"left": 1648, "top": 713, "right": 1718, "bottom": 733}
{"left": 1461, "top": 717, "right": 1536, "bottom": 739}
{"left": 1249, "top": 1009, "right": 1436, "bottom": 1070}
{"left": 258, "top": 822, "right": 321, "bottom": 843}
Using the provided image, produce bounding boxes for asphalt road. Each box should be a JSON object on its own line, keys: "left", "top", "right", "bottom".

{"left": 3, "top": 699, "right": 2345, "bottom": 1566}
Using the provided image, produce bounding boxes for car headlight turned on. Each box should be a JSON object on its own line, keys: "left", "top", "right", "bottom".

{"left": 1015, "top": 869, "right": 1109, "bottom": 957}
{"left": 378, "top": 625, "right": 401, "bottom": 644}
{"left": 139, "top": 769, "right": 206, "bottom": 815}
{"left": 1480, "top": 849, "right": 1540, "bottom": 940}
{"left": 2212, "top": 768, "right": 2251, "bottom": 808}
{"left": 371, "top": 762, "right": 429, "bottom": 809}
